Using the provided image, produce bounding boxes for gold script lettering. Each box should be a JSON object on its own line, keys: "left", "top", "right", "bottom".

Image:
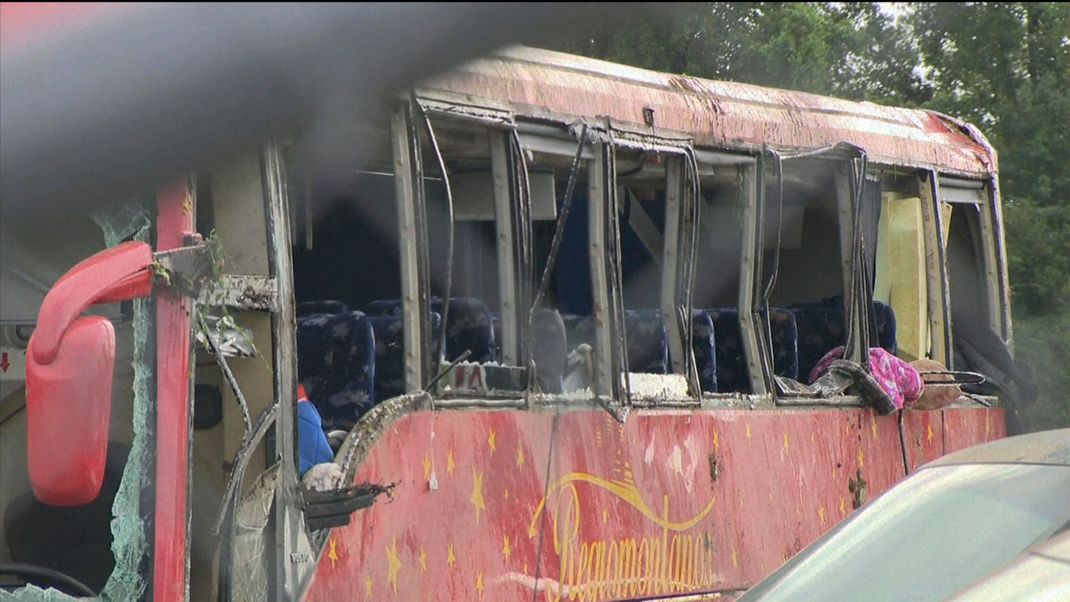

{"left": 530, "top": 474, "right": 718, "bottom": 601}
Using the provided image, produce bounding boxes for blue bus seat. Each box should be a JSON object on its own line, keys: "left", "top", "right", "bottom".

{"left": 296, "top": 299, "right": 349, "bottom": 317}
{"left": 366, "top": 312, "right": 441, "bottom": 400}
{"left": 702, "top": 308, "right": 798, "bottom": 393}
{"left": 364, "top": 297, "right": 496, "bottom": 364}
{"left": 296, "top": 311, "right": 376, "bottom": 430}
{"left": 691, "top": 311, "right": 718, "bottom": 393}
{"left": 789, "top": 297, "right": 897, "bottom": 380}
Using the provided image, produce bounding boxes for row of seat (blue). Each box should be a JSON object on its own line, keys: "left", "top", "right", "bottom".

{"left": 296, "top": 296, "right": 897, "bottom": 428}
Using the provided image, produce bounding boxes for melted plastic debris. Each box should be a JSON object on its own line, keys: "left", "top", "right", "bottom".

{"left": 628, "top": 372, "right": 689, "bottom": 399}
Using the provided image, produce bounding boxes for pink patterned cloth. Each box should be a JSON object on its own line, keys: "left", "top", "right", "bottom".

{"left": 809, "top": 346, "right": 924, "bottom": 409}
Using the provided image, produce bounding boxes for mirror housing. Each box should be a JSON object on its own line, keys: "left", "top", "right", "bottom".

{"left": 26, "top": 241, "right": 153, "bottom": 506}
{"left": 27, "top": 316, "right": 116, "bottom": 505}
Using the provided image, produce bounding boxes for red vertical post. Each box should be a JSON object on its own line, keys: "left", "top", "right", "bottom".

{"left": 154, "top": 179, "right": 194, "bottom": 602}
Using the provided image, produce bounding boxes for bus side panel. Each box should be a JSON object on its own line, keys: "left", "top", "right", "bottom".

{"left": 303, "top": 406, "right": 1002, "bottom": 601}
{"left": 942, "top": 407, "right": 1007, "bottom": 455}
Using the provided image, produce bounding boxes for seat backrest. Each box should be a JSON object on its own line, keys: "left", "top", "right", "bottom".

{"left": 624, "top": 310, "right": 669, "bottom": 374}
{"left": 433, "top": 297, "right": 496, "bottom": 363}
{"left": 364, "top": 297, "right": 495, "bottom": 364}
{"left": 691, "top": 311, "right": 717, "bottom": 393}
{"left": 790, "top": 297, "right": 897, "bottom": 380}
{"left": 297, "top": 311, "right": 375, "bottom": 429}
{"left": 765, "top": 308, "right": 800, "bottom": 381}
{"left": 531, "top": 308, "right": 567, "bottom": 393}
{"left": 871, "top": 299, "right": 897, "bottom": 355}
{"left": 296, "top": 300, "right": 349, "bottom": 318}
{"left": 366, "top": 312, "right": 441, "bottom": 401}
{"left": 702, "top": 307, "right": 798, "bottom": 393}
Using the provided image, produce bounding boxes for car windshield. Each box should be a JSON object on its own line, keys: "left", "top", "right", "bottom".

{"left": 739, "top": 463, "right": 1070, "bottom": 602}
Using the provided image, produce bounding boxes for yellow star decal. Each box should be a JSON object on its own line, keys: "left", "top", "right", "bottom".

{"left": 182, "top": 188, "right": 194, "bottom": 215}
{"left": 447, "top": 543, "right": 456, "bottom": 570}
{"left": 731, "top": 547, "right": 739, "bottom": 568}
{"left": 423, "top": 454, "right": 433, "bottom": 481}
{"left": 447, "top": 448, "right": 456, "bottom": 475}
{"left": 502, "top": 534, "right": 512, "bottom": 561}
{"left": 476, "top": 570, "right": 485, "bottom": 597}
{"left": 819, "top": 504, "right": 827, "bottom": 525}
{"left": 504, "top": 487, "right": 509, "bottom": 500}
{"left": 927, "top": 422, "right": 935, "bottom": 444}
{"left": 419, "top": 547, "right": 428, "bottom": 573}
{"left": 488, "top": 429, "right": 497, "bottom": 453}
{"left": 713, "top": 430, "right": 720, "bottom": 451}
{"left": 365, "top": 575, "right": 373, "bottom": 598}
{"left": 746, "top": 422, "right": 752, "bottom": 441}
{"left": 839, "top": 496, "right": 847, "bottom": 517}
{"left": 602, "top": 509, "right": 608, "bottom": 524}
{"left": 783, "top": 432, "right": 790, "bottom": 452}
{"left": 328, "top": 538, "right": 339, "bottom": 569}
{"left": 871, "top": 415, "right": 878, "bottom": 438}
{"left": 470, "top": 467, "right": 486, "bottom": 523}
{"left": 516, "top": 445, "right": 525, "bottom": 468}
{"left": 857, "top": 448, "right": 865, "bottom": 467}
{"left": 386, "top": 537, "right": 402, "bottom": 594}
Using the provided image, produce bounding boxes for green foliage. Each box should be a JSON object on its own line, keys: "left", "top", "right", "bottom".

{"left": 548, "top": 2, "right": 1070, "bottom": 430}
{"left": 557, "top": 3, "right": 927, "bottom": 104}
{"left": 1017, "top": 312, "right": 1070, "bottom": 430}
{"left": 1004, "top": 200, "right": 1070, "bottom": 315}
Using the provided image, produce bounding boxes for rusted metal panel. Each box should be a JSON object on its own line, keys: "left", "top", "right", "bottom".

{"left": 198, "top": 273, "right": 278, "bottom": 312}
{"left": 302, "top": 404, "right": 1003, "bottom": 601}
{"left": 942, "top": 406, "right": 1007, "bottom": 455}
{"left": 421, "top": 48, "right": 995, "bottom": 177}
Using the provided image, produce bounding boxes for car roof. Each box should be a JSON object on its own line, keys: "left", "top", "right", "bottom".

{"left": 926, "top": 428, "right": 1070, "bottom": 468}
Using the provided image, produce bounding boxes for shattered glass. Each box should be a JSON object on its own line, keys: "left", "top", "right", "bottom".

{"left": 11, "top": 205, "right": 154, "bottom": 601}
{"left": 229, "top": 464, "right": 280, "bottom": 602}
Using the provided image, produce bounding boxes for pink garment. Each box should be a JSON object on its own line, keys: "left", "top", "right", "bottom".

{"left": 809, "top": 346, "right": 924, "bottom": 409}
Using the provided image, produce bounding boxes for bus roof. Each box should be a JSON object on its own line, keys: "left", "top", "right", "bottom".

{"left": 422, "top": 46, "right": 997, "bottom": 178}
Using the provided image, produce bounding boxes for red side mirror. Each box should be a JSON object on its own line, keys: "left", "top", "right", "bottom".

{"left": 27, "top": 316, "right": 116, "bottom": 505}
{"left": 26, "top": 241, "right": 154, "bottom": 506}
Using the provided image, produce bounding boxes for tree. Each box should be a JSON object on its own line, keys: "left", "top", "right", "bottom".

{"left": 547, "top": 2, "right": 1070, "bottom": 429}
{"left": 554, "top": 3, "right": 927, "bottom": 103}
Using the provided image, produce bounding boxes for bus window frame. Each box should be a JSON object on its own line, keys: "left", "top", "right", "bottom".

{"left": 737, "top": 160, "right": 771, "bottom": 396}
{"left": 588, "top": 142, "right": 622, "bottom": 400}
{"left": 754, "top": 149, "right": 870, "bottom": 400}
{"left": 937, "top": 175, "right": 1009, "bottom": 355}
{"left": 986, "top": 176, "right": 1014, "bottom": 344}
{"left": 918, "top": 170, "right": 952, "bottom": 366}
{"left": 391, "top": 102, "right": 433, "bottom": 392}
{"left": 259, "top": 142, "right": 326, "bottom": 600}
{"left": 393, "top": 98, "right": 537, "bottom": 394}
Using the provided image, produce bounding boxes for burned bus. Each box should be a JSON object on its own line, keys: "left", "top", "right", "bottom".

{"left": 1, "top": 46, "right": 1018, "bottom": 600}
